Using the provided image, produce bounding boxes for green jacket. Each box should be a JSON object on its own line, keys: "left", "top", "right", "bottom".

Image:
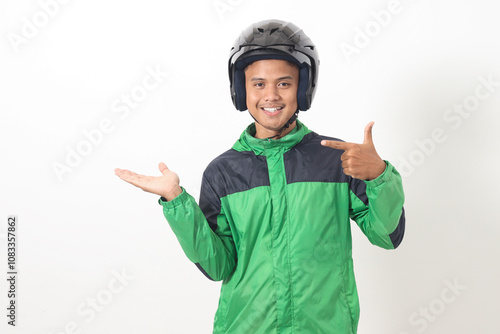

{"left": 158, "top": 121, "right": 405, "bottom": 333}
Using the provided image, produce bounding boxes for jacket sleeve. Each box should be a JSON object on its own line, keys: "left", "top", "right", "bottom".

{"left": 158, "top": 176, "right": 237, "bottom": 281}
{"left": 348, "top": 160, "right": 406, "bottom": 250}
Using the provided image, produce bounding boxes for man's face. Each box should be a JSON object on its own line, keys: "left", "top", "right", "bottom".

{"left": 245, "top": 59, "right": 299, "bottom": 139}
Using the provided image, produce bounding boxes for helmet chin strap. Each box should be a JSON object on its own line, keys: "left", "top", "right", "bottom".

{"left": 249, "top": 109, "right": 300, "bottom": 140}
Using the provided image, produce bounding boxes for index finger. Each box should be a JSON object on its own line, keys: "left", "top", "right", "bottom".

{"left": 321, "top": 140, "right": 354, "bottom": 151}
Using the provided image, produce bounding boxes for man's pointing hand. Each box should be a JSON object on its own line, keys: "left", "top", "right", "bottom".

{"left": 321, "top": 122, "right": 386, "bottom": 181}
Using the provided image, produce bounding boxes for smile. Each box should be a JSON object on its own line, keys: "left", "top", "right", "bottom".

{"left": 261, "top": 107, "right": 284, "bottom": 115}
{"left": 263, "top": 107, "right": 282, "bottom": 112}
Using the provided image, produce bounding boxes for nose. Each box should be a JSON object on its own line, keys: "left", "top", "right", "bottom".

{"left": 263, "top": 84, "right": 279, "bottom": 101}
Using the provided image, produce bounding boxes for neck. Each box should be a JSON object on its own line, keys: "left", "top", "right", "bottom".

{"left": 254, "top": 121, "right": 297, "bottom": 139}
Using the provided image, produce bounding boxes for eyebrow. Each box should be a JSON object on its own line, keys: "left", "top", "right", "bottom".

{"left": 250, "top": 75, "right": 295, "bottom": 81}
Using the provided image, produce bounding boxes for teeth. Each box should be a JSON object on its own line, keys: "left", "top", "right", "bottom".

{"left": 263, "top": 107, "right": 281, "bottom": 112}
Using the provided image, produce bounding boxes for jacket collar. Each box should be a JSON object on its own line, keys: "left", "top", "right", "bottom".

{"left": 233, "top": 120, "right": 311, "bottom": 156}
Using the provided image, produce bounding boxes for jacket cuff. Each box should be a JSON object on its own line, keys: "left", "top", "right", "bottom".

{"left": 157, "top": 187, "right": 187, "bottom": 208}
{"left": 364, "top": 160, "right": 393, "bottom": 188}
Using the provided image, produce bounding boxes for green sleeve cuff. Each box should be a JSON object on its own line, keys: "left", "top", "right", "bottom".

{"left": 157, "top": 187, "right": 188, "bottom": 208}
{"left": 364, "top": 160, "right": 394, "bottom": 188}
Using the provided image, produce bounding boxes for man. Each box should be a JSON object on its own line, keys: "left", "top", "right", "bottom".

{"left": 115, "top": 19, "right": 405, "bottom": 333}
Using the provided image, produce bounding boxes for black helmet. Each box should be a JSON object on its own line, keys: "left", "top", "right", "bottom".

{"left": 228, "top": 19, "right": 319, "bottom": 111}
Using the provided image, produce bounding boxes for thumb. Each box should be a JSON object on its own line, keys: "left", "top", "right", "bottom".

{"left": 363, "top": 121, "right": 375, "bottom": 145}
{"left": 158, "top": 162, "right": 170, "bottom": 175}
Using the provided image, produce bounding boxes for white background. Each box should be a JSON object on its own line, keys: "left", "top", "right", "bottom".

{"left": 1, "top": 0, "right": 499, "bottom": 333}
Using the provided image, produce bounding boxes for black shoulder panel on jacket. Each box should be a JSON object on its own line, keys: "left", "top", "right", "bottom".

{"left": 204, "top": 148, "right": 270, "bottom": 198}
{"left": 349, "top": 178, "right": 369, "bottom": 206}
{"left": 390, "top": 207, "right": 406, "bottom": 249}
{"left": 284, "top": 132, "right": 350, "bottom": 184}
{"left": 199, "top": 148, "right": 269, "bottom": 232}
{"left": 285, "top": 132, "right": 369, "bottom": 205}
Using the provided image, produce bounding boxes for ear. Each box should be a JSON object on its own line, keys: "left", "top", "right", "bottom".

{"left": 234, "top": 68, "right": 247, "bottom": 111}
{"left": 297, "top": 66, "right": 310, "bottom": 111}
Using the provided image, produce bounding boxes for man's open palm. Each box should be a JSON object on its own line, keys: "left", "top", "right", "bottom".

{"left": 321, "top": 121, "right": 386, "bottom": 181}
{"left": 115, "top": 162, "right": 182, "bottom": 201}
